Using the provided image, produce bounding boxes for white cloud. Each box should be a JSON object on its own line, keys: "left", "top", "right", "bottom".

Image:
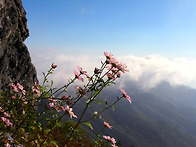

{"left": 30, "top": 50, "right": 102, "bottom": 87}
{"left": 30, "top": 50, "right": 196, "bottom": 90}
{"left": 119, "top": 55, "right": 196, "bottom": 90}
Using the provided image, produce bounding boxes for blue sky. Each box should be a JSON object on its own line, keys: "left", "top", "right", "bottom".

{"left": 22, "top": 0, "right": 196, "bottom": 58}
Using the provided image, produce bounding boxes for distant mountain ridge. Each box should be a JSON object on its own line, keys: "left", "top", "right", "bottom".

{"left": 77, "top": 81, "right": 196, "bottom": 147}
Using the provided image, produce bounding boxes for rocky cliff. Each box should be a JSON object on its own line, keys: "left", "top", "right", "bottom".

{"left": 0, "top": 0, "right": 38, "bottom": 91}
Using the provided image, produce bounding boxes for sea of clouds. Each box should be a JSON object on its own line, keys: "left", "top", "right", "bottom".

{"left": 30, "top": 50, "right": 196, "bottom": 91}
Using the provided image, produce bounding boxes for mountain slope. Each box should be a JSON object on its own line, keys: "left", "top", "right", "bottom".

{"left": 78, "top": 81, "right": 196, "bottom": 147}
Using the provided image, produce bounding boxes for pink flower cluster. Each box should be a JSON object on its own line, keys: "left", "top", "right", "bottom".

{"left": 76, "top": 86, "right": 87, "bottom": 97}
{"left": 0, "top": 107, "right": 13, "bottom": 127}
{"left": 103, "top": 121, "right": 117, "bottom": 146}
{"left": 17, "top": 83, "right": 26, "bottom": 95}
{"left": 11, "top": 83, "right": 26, "bottom": 95}
{"left": 62, "top": 95, "right": 72, "bottom": 105}
{"left": 32, "top": 82, "right": 41, "bottom": 96}
{"left": 74, "top": 66, "right": 90, "bottom": 82}
{"left": 1, "top": 117, "right": 13, "bottom": 127}
{"left": 11, "top": 83, "right": 18, "bottom": 92}
{"left": 104, "top": 52, "right": 129, "bottom": 80}
{"left": 62, "top": 105, "right": 77, "bottom": 118}
{"left": 77, "top": 66, "right": 89, "bottom": 78}
{"left": 74, "top": 69, "right": 84, "bottom": 82}
{"left": 104, "top": 52, "right": 129, "bottom": 73}
{"left": 0, "top": 107, "right": 11, "bottom": 119}
{"left": 48, "top": 98, "right": 77, "bottom": 118}
{"left": 11, "top": 83, "right": 28, "bottom": 104}
{"left": 103, "top": 135, "right": 117, "bottom": 147}
{"left": 48, "top": 98, "right": 62, "bottom": 112}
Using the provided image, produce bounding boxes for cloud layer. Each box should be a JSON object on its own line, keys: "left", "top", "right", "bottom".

{"left": 30, "top": 50, "right": 196, "bottom": 90}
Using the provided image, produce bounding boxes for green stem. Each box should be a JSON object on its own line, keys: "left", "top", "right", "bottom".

{"left": 81, "top": 96, "right": 123, "bottom": 123}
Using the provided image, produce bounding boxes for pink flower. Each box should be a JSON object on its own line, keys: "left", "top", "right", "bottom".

{"left": 22, "top": 98, "right": 28, "bottom": 104}
{"left": 32, "top": 82, "right": 41, "bottom": 96}
{"left": 32, "top": 88, "right": 40, "bottom": 96}
{"left": 67, "top": 99, "right": 72, "bottom": 105}
{"left": 17, "top": 83, "right": 26, "bottom": 95}
{"left": 62, "top": 95, "right": 72, "bottom": 105}
{"left": 5, "top": 143, "right": 10, "bottom": 147}
{"left": 117, "top": 62, "right": 129, "bottom": 73}
{"left": 62, "top": 105, "right": 77, "bottom": 118}
{"left": 76, "top": 86, "right": 87, "bottom": 97}
{"left": 116, "top": 72, "right": 121, "bottom": 78}
{"left": 34, "top": 82, "right": 39, "bottom": 89}
{"left": 48, "top": 98, "right": 64, "bottom": 112}
{"left": 49, "top": 102, "right": 54, "bottom": 107}
{"left": 77, "top": 66, "right": 89, "bottom": 78}
{"left": 62, "top": 95, "right": 67, "bottom": 99}
{"left": 106, "top": 73, "right": 116, "bottom": 80}
{"left": 104, "top": 52, "right": 113, "bottom": 60}
{"left": 17, "top": 83, "right": 24, "bottom": 91}
{"left": 109, "top": 57, "right": 119, "bottom": 68}
{"left": 74, "top": 69, "right": 84, "bottom": 82}
{"left": 0, "top": 107, "right": 11, "bottom": 118}
{"left": 120, "top": 89, "right": 132, "bottom": 103}
{"left": 22, "top": 89, "right": 26, "bottom": 95}
{"left": 1, "top": 117, "right": 13, "bottom": 127}
{"left": 0, "top": 107, "right": 4, "bottom": 112}
{"left": 12, "top": 96, "right": 16, "bottom": 99}
{"left": 55, "top": 106, "right": 61, "bottom": 112}
{"left": 3, "top": 112, "right": 10, "bottom": 118}
{"left": 103, "top": 135, "right": 116, "bottom": 144}
{"left": 11, "top": 83, "right": 18, "bottom": 92}
{"left": 104, "top": 121, "right": 112, "bottom": 129}
{"left": 51, "top": 63, "right": 57, "bottom": 69}
{"left": 36, "top": 90, "right": 40, "bottom": 96}
{"left": 107, "top": 64, "right": 119, "bottom": 73}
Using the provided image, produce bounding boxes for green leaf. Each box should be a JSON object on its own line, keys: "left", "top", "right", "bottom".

{"left": 44, "top": 129, "right": 51, "bottom": 133}
{"left": 93, "top": 90, "right": 100, "bottom": 97}
{"left": 82, "top": 121, "right": 93, "bottom": 130}
{"left": 50, "top": 141, "right": 59, "bottom": 146}
{"left": 94, "top": 99, "right": 103, "bottom": 104}
{"left": 42, "top": 72, "right": 45, "bottom": 76}
{"left": 112, "top": 105, "right": 115, "bottom": 111}
{"left": 51, "top": 80, "right": 54, "bottom": 86}
{"left": 38, "top": 85, "right": 42, "bottom": 89}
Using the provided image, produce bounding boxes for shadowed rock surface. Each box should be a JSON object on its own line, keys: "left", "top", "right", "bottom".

{"left": 0, "top": 0, "right": 38, "bottom": 91}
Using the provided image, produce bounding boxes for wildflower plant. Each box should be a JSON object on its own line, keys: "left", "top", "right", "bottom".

{"left": 0, "top": 52, "right": 131, "bottom": 147}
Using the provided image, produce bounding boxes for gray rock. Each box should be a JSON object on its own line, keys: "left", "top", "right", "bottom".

{"left": 0, "top": 0, "right": 38, "bottom": 91}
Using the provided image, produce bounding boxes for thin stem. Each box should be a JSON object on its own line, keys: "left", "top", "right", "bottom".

{"left": 81, "top": 96, "right": 123, "bottom": 123}
{"left": 64, "top": 78, "right": 111, "bottom": 144}
{"left": 52, "top": 77, "right": 76, "bottom": 97}
{"left": 64, "top": 104, "right": 89, "bottom": 144}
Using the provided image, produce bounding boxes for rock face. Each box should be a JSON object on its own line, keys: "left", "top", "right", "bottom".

{"left": 0, "top": 0, "right": 38, "bottom": 91}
